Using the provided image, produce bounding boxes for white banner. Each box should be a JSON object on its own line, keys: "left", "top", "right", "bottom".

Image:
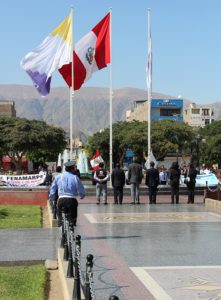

{"left": 0, "top": 174, "right": 46, "bottom": 187}
{"left": 180, "top": 173, "right": 219, "bottom": 186}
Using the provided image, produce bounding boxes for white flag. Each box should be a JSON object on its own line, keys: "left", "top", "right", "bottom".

{"left": 145, "top": 150, "right": 157, "bottom": 169}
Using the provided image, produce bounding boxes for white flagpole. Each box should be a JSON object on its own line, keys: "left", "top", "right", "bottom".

{"left": 147, "top": 8, "right": 152, "bottom": 164}
{"left": 70, "top": 6, "right": 74, "bottom": 159}
{"left": 109, "top": 8, "right": 113, "bottom": 177}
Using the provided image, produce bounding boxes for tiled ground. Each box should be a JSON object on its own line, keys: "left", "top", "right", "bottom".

{"left": 75, "top": 194, "right": 221, "bottom": 299}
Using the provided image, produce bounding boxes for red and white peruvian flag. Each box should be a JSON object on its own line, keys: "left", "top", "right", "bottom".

{"left": 59, "top": 12, "right": 110, "bottom": 90}
{"left": 90, "top": 150, "right": 104, "bottom": 171}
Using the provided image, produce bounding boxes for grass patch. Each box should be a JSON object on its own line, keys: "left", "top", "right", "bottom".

{"left": 0, "top": 264, "right": 46, "bottom": 300}
{"left": 0, "top": 205, "right": 41, "bottom": 228}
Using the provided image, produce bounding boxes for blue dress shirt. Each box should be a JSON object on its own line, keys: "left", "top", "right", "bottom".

{"left": 49, "top": 171, "right": 85, "bottom": 200}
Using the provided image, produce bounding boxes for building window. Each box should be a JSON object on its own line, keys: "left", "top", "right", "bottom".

{"left": 160, "top": 109, "right": 180, "bottom": 116}
{"left": 205, "top": 119, "right": 210, "bottom": 125}
{"left": 202, "top": 109, "right": 209, "bottom": 116}
{"left": 191, "top": 109, "right": 200, "bottom": 114}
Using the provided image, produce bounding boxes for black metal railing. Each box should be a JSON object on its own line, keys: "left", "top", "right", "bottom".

{"left": 49, "top": 197, "right": 58, "bottom": 219}
{"left": 60, "top": 211, "right": 119, "bottom": 300}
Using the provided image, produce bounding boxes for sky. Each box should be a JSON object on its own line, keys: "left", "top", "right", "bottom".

{"left": 1, "top": 0, "right": 221, "bottom": 104}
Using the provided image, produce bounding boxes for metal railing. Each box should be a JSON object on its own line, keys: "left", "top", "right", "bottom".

{"left": 49, "top": 197, "right": 58, "bottom": 219}
{"left": 60, "top": 211, "right": 119, "bottom": 300}
{"left": 205, "top": 181, "right": 221, "bottom": 201}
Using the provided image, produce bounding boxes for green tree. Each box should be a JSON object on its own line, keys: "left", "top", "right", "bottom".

{"left": 151, "top": 120, "right": 195, "bottom": 161}
{"left": 86, "top": 120, "right": 195, "bottom": 166}
{"left": 0, "top": 117, "right": 67, "bottom": 171}
{"left": 199, "top": 120, "right": 221, "bottom": 166}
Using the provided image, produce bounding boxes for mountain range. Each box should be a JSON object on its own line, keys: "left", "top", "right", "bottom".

{"left": 0, "top": 84, "right": 220, "bottom": 142}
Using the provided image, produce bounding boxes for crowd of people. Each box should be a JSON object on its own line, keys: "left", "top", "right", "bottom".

{"left": 48, "top": 157, "right": 217, "bottom": 227}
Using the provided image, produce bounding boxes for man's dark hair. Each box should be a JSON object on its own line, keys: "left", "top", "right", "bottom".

{"left": 115, "top": 162, "right": 120, "bottom": 168}
{"left": 150, "top": 161, "right": 155, "bottom": 167}
{"left": 56, "top": 166, "right": 62, "bottom": 173}
{"left": 65, "top": 165, "right": 75, "bottom": 172}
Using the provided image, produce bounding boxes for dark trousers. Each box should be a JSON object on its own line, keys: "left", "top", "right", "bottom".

{"left": 187, "top": 187, "right": 195, "bottom": 203}
{"left": 148, "top": 186, "right": 157, "bottom": 204}
{"left": 57, "top": 197, "right": 78, "bottom": 227}
{"left": 113, "top": 186, "right": 123, "bottom": 204}
{"left": 171, "top": 185, "right": 179, "bottom": 203}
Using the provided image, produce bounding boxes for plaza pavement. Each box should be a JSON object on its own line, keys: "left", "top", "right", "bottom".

{"left": 2, "top": 188, "right": 221, "bottom": 299}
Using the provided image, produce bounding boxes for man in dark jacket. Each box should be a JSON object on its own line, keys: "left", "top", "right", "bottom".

{"left": 169, "top": 161, "right": 181, "bottom": 204}
{"left": 185, "top": 163, "right": 198, "bottom": 204}
{"left": 128, "top": 157, "right": 143, "bottom": 204}
{"left": 145, "top": 161, "right": 159, "bottom": 204}
{"left": 111, "top": 163, "right": 125, "bottom": 204}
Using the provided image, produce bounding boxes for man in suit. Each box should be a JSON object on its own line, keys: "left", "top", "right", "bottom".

{"left": 169, "top": 161, "right": 181, "bottom": 204}
{"left": 111, "top": 162, "right": 125, "bottom": 204}
{"left": 128, "top": 157, "right": 143, "bottom": 204}
{"left": 145, "top": 161, "right": 159, "bottom": 204}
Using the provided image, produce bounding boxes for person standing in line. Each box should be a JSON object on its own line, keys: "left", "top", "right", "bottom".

{"left": 49, "top": 161, "right": 85, "bottom": 226}
{"left": 111, "top": 162, "right": 126, "bottom": 204}
{"left": 169, "top": 161, "right": 181, "bottom": 204}
{"left": 145, "top": 161, "right": 159, "bottom": 204}
{"left": 184, "top": 163, "right": 198, "bottom": 204}
{"left": 128, "top": 157, "right": 143, "bottom": 204}
{"left": 94, "top": 162, "right": 110, "bottom": 205}
{"left": 159, "top": 167, "right": 168, "bottom": 185}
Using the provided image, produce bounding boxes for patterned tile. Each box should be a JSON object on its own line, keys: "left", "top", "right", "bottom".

{"left": 131, "top": 266, "right": 221, "bottom": 300}
{"left": 84, "top": 212, "right": 221, "bottom": 223}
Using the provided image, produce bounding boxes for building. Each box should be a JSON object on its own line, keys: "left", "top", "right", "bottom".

{"left": 184, "top": 103, "right": 214, "bottom": 127}
{"left": 0, "top": 100, "right": 16, "bottom": 117}
{"left": 126, "top": 98, "right": 183, "bottom": 122}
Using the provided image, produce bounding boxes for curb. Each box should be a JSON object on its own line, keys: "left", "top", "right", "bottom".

{"left": 47, "top": 200, "right": 58, "bottom": 227}
{"left": 58, "top": 248, "right": 85, "bottom": 300}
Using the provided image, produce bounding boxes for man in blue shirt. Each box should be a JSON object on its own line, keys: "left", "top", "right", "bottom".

{"left": 49, "top": 161, "right": 85, "bottom": 226}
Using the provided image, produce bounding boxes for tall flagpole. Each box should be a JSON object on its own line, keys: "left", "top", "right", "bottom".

{"left": 109, "top": 8, "right": 113, "bottom": 177}
{"left": 147, "top": 8, "right": 152, "bottom": 164}
{"left": 70, "top": 6, "right": 74, "bottom": 159}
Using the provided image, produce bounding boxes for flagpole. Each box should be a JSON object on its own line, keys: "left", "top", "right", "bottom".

{"left": 147, "top": 8, "right": 152, "bottom": 164}
{"left": 70, "top": 6, "right": 74, "bottom": 159}
{"left": 109, "top": 8, "right": 113, "bottom": 177}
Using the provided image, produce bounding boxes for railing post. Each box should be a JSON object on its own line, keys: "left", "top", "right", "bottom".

{"left": 85, "top": 254, "right": 93, "bottom": 300}
{"left": 53, "top": 198, "right": 57, "bottom": 219}
{"left": 67, "top": 222, "right": 74, "bottom": 278}
{"left": 60, "top": 209, "right": 65, "bottom": 248}
{"left": 72, "top": 235, "right": 81, "bottom": 300}
{"left": 63, "top": 213, "right": 69, "bottom": 261}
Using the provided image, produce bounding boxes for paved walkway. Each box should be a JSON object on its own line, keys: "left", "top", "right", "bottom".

{"left": 2, "top": 193, "right": 221, "bottom": 300}
{"left": 75, "top": 194, "right": 221, "bottom": 299}
{"left": 0, "top": 228, "right": 59, "bottom": 262}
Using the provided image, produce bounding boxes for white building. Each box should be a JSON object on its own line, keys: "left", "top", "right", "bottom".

{"left": 184, "top": 103, "right": 214, "bottom": 127}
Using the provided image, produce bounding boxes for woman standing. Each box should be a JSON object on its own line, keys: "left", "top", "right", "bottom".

{"left": 184, "top": 163, "right": 198, "bottom": 204}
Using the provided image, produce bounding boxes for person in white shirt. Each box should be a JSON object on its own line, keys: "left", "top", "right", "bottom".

{"left": 159, "top": 168, "right": 168, "bottom": 185}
